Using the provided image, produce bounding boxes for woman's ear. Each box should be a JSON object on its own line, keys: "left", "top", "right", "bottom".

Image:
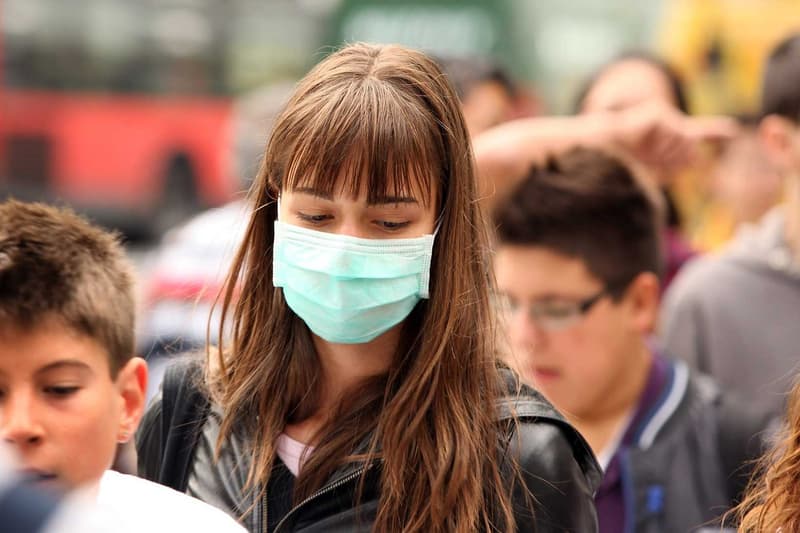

{"left": 115, "top": 357, "right": 148, "bottom": 443}
{"left": 624, "top": 272, "right": 661, "bottom": 335}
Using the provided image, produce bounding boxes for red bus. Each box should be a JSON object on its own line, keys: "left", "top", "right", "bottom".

{"left": 0, "top": 0, "right": 324, "bottom": 236}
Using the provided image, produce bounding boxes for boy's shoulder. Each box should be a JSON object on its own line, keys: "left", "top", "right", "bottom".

{"left": 646, "top": 362, "right": 775, "bottom": 444}
{"left": 631, "top": 365, "right": 777, "bottom": 507}
{"left": 97, "top": 470, "right": 245, "bottom": 532}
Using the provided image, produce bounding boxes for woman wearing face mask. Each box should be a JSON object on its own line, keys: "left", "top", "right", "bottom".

{"left": 136, "top": 43, "right": 600, "bottom": 532}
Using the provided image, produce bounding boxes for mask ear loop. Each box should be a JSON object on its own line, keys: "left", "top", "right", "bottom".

{"left": 432, "top": 213, "right": 444, "bottom": 237}
{"left": 418, "top": 212, "right": 445, "bottom": 299}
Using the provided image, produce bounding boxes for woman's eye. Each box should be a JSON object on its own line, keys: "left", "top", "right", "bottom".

{"left": 43, "top": 385, "right": 80, "bottom": 398}
{"left": 297, "top": 212, "right": 331, "bottom": 224}
{"left": 376, "top": 220, "right": 410, "bottom": 231}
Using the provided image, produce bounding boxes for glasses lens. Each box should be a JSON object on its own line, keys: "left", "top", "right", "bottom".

{"left": 530, "top": 301, "right": 583, "bottom": 331}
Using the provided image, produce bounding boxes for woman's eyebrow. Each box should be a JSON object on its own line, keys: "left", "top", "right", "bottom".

{"left": 293, "top": 187, "right": 333, "bottom": 200}
{"left": 291, "top": 187, "right": 420, "bottom": 206}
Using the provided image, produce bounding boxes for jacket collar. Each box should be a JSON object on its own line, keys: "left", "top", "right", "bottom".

{"left": 628, "top": 359, "right": 690, "bottom": 450}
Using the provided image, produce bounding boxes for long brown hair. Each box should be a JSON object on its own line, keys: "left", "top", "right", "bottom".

{"left": 733, "top": 379, "right": 800, "bottom": 531}
{"left": 210, "top": 43, "right": 518, "bottom": 531}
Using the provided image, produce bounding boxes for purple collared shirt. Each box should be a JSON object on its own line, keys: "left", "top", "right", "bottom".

{"left": 595, "top": 353, "right": 670, "bottom": 533}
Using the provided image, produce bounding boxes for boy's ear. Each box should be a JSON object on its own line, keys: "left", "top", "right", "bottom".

{"left": 115, "top": 357, "right": 148, "bottom": 443}
{"left": 624, "top": 272, "right": 660, "bottom": 335}
{"left": 760, "top": 114, "right": 800, "bottom": 174}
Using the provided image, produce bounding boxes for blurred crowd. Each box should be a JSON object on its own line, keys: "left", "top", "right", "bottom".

{"left": 4, "top": 9, "right": 800, "bottom": 533}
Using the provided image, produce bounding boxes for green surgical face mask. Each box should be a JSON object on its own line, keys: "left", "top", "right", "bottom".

{"left": 273, "top": 220, "right": 436, "bottom": 344}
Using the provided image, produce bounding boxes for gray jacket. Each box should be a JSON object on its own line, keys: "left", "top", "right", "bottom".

{"left": 661, "top": 208, "right": 800, "bottom": 417}
{"left": 622, "top": 359, "right": 775, "bottom": 532}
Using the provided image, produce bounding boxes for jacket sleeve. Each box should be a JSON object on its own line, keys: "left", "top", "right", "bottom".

{"left": 135, "top": 392, "right": 164, "bottom": 483}
{"left": 510, "top": 421, "right": 600, "bottom": 533}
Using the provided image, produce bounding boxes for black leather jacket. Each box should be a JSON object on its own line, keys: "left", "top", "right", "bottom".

{"left": 137, "top": 361, "right": 601, "bottom": 532}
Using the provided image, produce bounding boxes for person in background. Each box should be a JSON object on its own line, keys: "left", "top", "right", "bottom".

{"left": 710, "top": 115, "right": 784, "bottom": 234}
{"left": 137, "top": 42, "right": 600, "bottom": 532}
{"left": 0, "top": 200, "right": 245, "bottom": 532}
{"left": 574, "top": 51, "right": 705, "bottom": 285}
{"left": 474, "top": 98, "right": 736, "bottom": 208}
{"left": 139, "top": 82, "right": 296, "bottom": 363}
{"left": 438, "top": 56, "right": 519, "bottom": 136}
{"left": 662, "top": 33, "right": 800, "bottom": 418}
{"left": 493, "top": 148, "right": 775, "bottom": 532}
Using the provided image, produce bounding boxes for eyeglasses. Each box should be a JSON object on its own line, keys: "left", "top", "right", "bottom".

{"left": 495, "top": 287, "right": 612, "bottom": 332}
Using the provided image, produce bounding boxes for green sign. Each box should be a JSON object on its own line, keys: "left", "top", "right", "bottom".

{"left": 328, "top": 0, "right": 516, "bottom": 65}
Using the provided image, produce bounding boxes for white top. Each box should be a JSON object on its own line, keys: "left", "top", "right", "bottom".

{"left": 277, "top": 433, "right": 314, "bottom": 476}
{"left": 48, "top": 470, "right": 246, "bottom": 533}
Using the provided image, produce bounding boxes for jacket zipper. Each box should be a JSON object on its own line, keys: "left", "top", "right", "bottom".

{"left": 271, "top": 466, "right": 367, "bottom": 533}
{"left": 262, "top": 489, "right": 268, "bottom": 533}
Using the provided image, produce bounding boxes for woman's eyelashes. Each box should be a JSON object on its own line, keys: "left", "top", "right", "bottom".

{"left": 296, "top": 212, "right": 333, "bottom": 225}
{"left": 374, "top": 220, "right": 411, "bottom": 231}
{"left": 295, "top": 210, "right": 413, "bottom": 233}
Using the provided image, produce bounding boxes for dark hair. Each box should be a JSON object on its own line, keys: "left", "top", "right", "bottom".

{"left": 0, "top": 200, "right": 136, "bottom": 375}
{"left": 493, "top": 148, "right": 664, "bottom": 296}
{"left": 761, "top": 33, "right": 800, "bottom": 123}
{"left": 573, "top": 50, "right": 689, "bottom": 114}
{"left": 437, "top": 55, "right": 516, "bottom": 101}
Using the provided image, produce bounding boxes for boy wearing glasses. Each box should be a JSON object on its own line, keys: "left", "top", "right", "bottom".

{"left": 493, "top": 148, "right": 774, "bottom": 533}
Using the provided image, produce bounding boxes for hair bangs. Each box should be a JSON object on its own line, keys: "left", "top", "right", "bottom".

{"left": 282, "top": 78, "right": 442, "bottom": 208}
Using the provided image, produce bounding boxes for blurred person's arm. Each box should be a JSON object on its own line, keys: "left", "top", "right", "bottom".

{"left": 473, "top": 101, "right": 738, "bottom": 210}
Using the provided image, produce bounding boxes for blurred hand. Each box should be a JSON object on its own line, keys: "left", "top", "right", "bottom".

{"left": 472, "top": 103, "right": 739, "bottom": 209}
{"left": 613, "top": 101, "right": 739, "bottom": 182}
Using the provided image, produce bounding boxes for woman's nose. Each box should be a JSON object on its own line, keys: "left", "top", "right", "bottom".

{"left": 336, "top": 218, "right": 370, "bottom": 239}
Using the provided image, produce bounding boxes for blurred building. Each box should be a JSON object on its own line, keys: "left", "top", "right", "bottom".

{"left": 0, "top": 0, "right": 328, "bottom": 237}
{"left": 659, "top": 0, "right": 800, "bottom": 115}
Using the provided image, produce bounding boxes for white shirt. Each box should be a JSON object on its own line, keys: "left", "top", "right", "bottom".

{"left": 49, "top": 470, "right": 246, "bottom": 533}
